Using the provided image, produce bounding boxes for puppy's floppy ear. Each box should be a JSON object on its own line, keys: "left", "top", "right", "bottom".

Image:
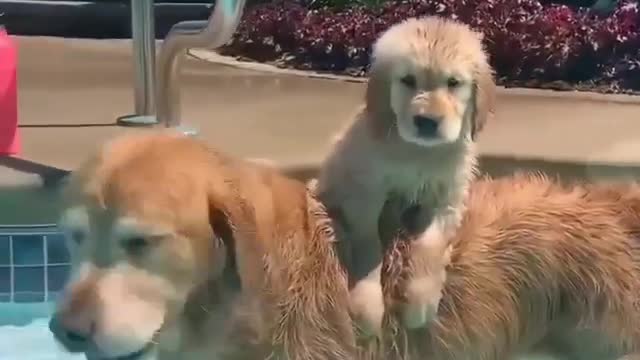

{"left": 470, "top": 65, "right": 497, "bottom": 140}
{"left": 365, "top": 59, "right": 396, "bottom": 140}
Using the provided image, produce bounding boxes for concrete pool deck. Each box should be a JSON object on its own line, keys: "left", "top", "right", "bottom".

{"left": 3, "top": 35, "right": 640, "bottom": 223}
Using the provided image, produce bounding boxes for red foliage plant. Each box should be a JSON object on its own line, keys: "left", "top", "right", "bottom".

{"left": 227, "top": 0, "right": 640, "bottom": 92}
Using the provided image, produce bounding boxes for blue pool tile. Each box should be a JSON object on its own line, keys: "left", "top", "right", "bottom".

{"left": 47, "top": 292, "right": 62, "bottom": 302}
{"left": 0, "top": 294, "right": 10, "bottom": 302}
{"left": 0, "top": 267, "right": 9, "bottom": 293}
{"left": 47, "top": 265, "right": 70, "bottom": 293}
{"left": 14, "top": 266, "right": 44, "bottom": 293}
{"left": 0, "top": 236, "right": 9, "bottom": 265}
{"left": 12, "top": 235, "right": 44, "bottom": 265}
{"left": 46, "top": 234, "right": 70, "bottom": 264}
{"left": 14, "top": 292, "right": 45, "bottom": 303}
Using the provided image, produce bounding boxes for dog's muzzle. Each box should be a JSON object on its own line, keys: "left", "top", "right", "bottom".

{"left": 49, "top": 315, "right": 155, "bottom": 360}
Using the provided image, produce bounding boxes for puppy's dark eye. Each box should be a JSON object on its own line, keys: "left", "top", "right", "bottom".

{"left": 447, "top": 77, "right": 460, "bottom": 89}
{"left": 123, "top": 237, "right": 150, "bottom": 255}
{"left": 400, "top": 75, "right": 417, "bottom": 88}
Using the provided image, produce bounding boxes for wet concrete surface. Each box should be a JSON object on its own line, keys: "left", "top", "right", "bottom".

{"left": 4, "top": 36, "right": 640, "bottom": 223}
{"left": 16, "top": 36, "right": 640, "bottom": 171}
{"left": 17, "top": 36, "right": 363, "bottom": 170}
{"left": 18, "top": 37, "right": 640, "bottom": 169}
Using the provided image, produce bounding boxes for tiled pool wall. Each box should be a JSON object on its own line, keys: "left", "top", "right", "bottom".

{"left": 0, "top": 226, "right": 70, "bottom": 303}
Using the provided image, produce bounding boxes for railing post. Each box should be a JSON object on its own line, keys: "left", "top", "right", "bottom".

{"left": 117, "top": 0, "right": 246, "bottom": 133}
{"left": 117, "top": 0, "right": 158, "bottom": 126}
{"left": 156, "top": 0, "right": 247, "bottom": 134}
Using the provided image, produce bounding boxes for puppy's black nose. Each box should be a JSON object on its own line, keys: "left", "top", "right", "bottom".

{"left": 49, "top": 315, "right": 92, "bottom": 353}
{"left": 413, "top": 115, "right": 440, "bottom": 138}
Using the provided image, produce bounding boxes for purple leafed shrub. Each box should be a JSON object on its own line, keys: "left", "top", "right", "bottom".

{"left": 224, "top": 0, "right": 640, "bottom": 92}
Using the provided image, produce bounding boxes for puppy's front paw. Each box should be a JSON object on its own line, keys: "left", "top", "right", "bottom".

{"left": 400, "top": 300, "right": 438, "bottom": 330}
{"left": 400, "top": 275, "right": 443, "bottom": 329}
{"left": 349, "top": 280, "right": 385, "bottom": 340}
{"left": 305, "top": 178, "right": 319, "bottom": 193}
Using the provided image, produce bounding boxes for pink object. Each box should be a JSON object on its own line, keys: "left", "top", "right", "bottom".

{"left": 0, "top": 26, "right": 20, "bottom": 156}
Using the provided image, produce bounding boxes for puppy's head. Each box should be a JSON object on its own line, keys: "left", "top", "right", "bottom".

{"left": 366, "top": 16, "right": 496, "bottom": 146}
{"left": 50, "top": 132, "right": 241, "bottom": 360}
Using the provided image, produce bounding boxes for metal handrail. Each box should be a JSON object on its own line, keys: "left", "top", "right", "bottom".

{"left": 117, "top": 0, "right": 158, "bottom": 126}
{"left": 156, "top": 0, "right": 247, "bottom": 130}
{"left": 131, "top": 0, "right": 156, "bottom": 118}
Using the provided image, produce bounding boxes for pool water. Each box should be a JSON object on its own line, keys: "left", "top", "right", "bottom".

{"left": 0, "top": 304, "right": 83, "bottom": 360}
{"left": 0, "top": 226, "right": 81, "bottom": 359}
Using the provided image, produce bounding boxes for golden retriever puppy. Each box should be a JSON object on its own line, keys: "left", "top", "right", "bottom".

{"left": 314, "top": 16, "right": 496, "bottom": 337}
{"left": 379, "top": 173, "right": 640, "bottom": 360}
{"left": 49, "top": 131, "right": 356, "bottom": 360}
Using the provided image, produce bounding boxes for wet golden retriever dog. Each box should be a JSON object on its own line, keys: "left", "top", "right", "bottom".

{"left": 49, "top": 131, "right": 356, "bottom": 360}
{"left": 48, "top": 132, "right": 640, "bottom": 360}
{"left": 378, "top": 173, "right": 640, "bottom": 360}
{"left": 314, "top": 16, "right": 496, "bottom": 337}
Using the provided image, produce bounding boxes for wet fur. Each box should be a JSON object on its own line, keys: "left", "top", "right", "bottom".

{"left": 376, "top": 173, "right": 640, "bottom": 360}
{"left": 59, "top": 132, "right": 640, "bottom": 360}
{"left": 314, "top": 15, "right": 496, "bottom": 333}
{"left": 56, "top": 131, "right": 356, "bottom": 360}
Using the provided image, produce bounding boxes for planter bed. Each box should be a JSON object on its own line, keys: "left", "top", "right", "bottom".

{"left": 221, "top": 0, "right": 640, "bottom": 95}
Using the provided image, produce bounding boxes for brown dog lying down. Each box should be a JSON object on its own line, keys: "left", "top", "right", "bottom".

{"left": 50, "top": 131, "right": 640, "bottom": 360}
{"left": 49, "top": 131, "right": 356, "bottom": 360}
{"left": 379, "top": 172, "right": 640, "bottom": 360}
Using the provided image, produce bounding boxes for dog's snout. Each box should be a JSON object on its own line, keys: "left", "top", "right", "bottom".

{"left": 413, "top": 115, "right": 440, "bottom": 137}
{"left": 49, "top": 313, "right": 95, "bottom": 353}
{"left": 49, "top": 272, "right": 100, "bottom": 352}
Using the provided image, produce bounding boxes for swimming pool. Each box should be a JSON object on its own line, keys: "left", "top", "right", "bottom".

{"left": 0, "top": 226, "right": 69, "bottom": 304}
{"left": 0, "top": 225, "right": 83, "bottom": 359}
